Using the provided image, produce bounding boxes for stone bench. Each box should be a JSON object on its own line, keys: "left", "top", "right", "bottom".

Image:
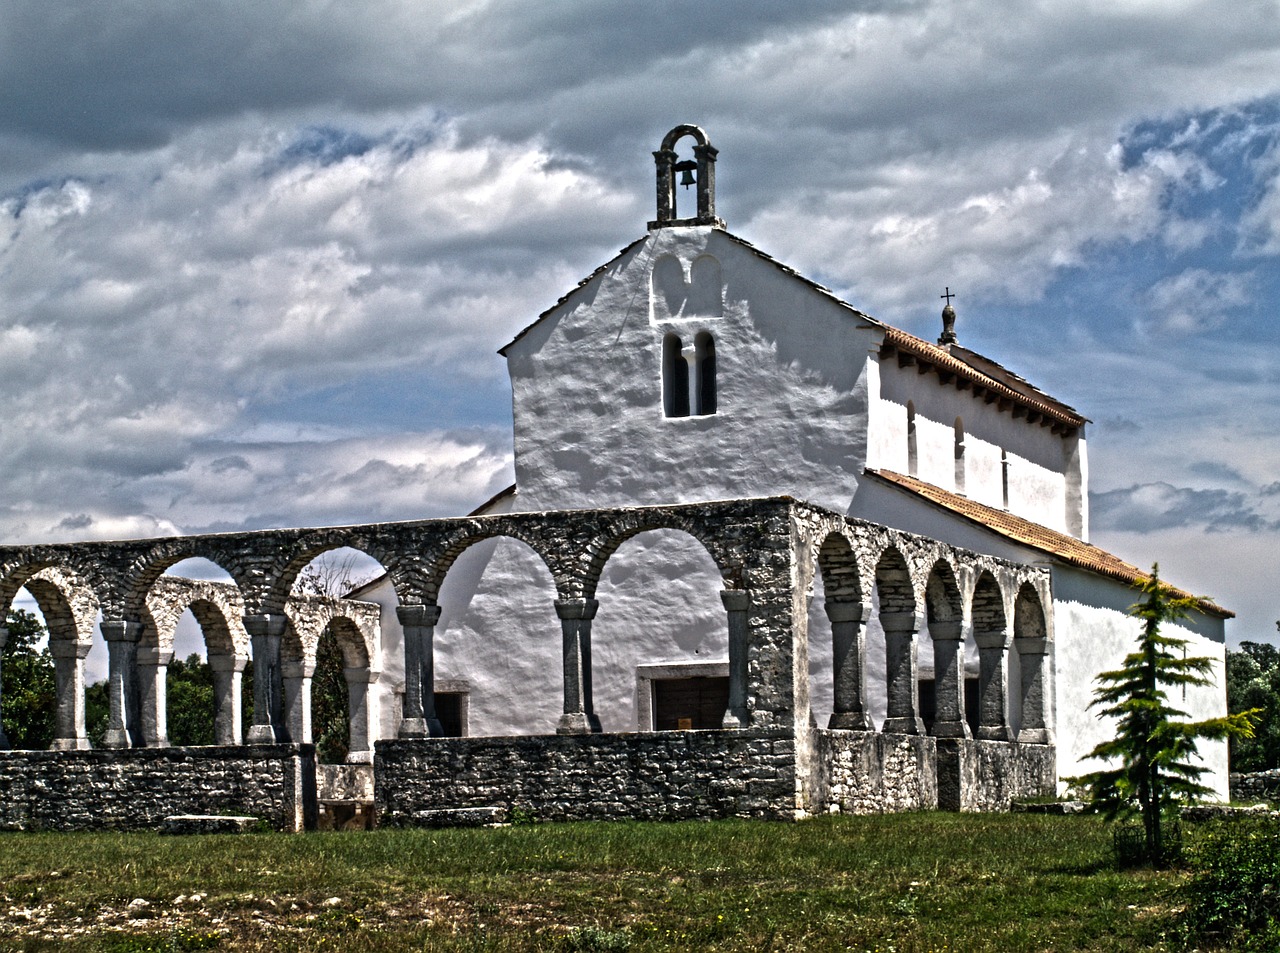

{"left": 160, "top": 815, "right": 261, "bottom": 835}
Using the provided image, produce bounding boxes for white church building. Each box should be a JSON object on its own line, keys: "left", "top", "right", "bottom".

{"left": 349, "top": 124, "right": 1232, "bottom": 803}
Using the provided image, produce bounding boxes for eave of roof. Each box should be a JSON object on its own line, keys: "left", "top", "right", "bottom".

{"left": 865, "top": 468, "right": 1232, "bottom": 619}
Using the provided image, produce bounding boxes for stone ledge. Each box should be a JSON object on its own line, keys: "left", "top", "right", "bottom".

{"left": 1011, "top": 800, "right": 1086, "bottom": 815}
{"left": 160, "top": 815, "right": 260, "bottom": 835}
{"left": 1181, "top": 803, "right": 1277, "bottom": 822}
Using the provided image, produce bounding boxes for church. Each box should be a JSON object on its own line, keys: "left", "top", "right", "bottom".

{"left": 0, "top": 125, "right": 1232, "bottom": 828}
{"left": 351, "top": 124, "right": 1231, "bottom": 804}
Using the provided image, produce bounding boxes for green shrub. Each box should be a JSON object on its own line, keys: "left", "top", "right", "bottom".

{"left": 1181, "top": 820, "right": 1280, "bottom": 950}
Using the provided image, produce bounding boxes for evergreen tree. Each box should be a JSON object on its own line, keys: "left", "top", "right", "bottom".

{"left": 1, "top": 609, "right": 56, "bottom": 750}
{"left": 1072, "top": 565, "right": 1260, "bottom": 866}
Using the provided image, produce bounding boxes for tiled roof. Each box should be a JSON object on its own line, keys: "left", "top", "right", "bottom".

{"left": 866, "top": 468, "right": 1232, "bottom": 619}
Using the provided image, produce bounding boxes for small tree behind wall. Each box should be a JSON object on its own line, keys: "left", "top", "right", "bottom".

{"left": 1072, "top": 565, "right": 1259, "bottom": 867}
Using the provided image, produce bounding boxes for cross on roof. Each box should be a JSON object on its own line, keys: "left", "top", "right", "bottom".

{"left": 941, "top": 287, "right": 956, "bottom": 307}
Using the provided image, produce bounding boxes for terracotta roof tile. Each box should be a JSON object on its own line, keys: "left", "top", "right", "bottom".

{"left": 866, "top": 468, "right": 1232, "bottom": 619}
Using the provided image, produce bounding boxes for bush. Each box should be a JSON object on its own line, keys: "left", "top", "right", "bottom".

{"left": 1181, "top": 820, "right": 1280, "bottom": 950}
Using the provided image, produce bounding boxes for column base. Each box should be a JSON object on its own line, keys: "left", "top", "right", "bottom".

{"left": 146, "top": 737, "right": 171, "bottom": 749}
{"left": 246, "top": 723, "right": 278, "bottom": 744}
{"left": 930, "top": 719, "right": 972, "bottom": 739}
{"left": 1017, "top": 727, "right": 1054, "bottom": 745}
{"left": 977, "top": 725, "right": 1014, "bottom": 742}
{"left": 882, "top": 716, "right": 926, "bottom": 735}
{"left": 50, "top": 737, "right": 92, "bottom": 751}
{"left": 721, "top": 708, "right": 749, "bottom": 729}
{"left": 556, "top": 712, "right": 593, "bottom": 735}
{"left": 827, "top": 711, "right": 875, "bottom": 731}
{"left": 102, "top": 728, "right": 131, "bottom": 749}
{"left": 398, "top": 717, "right": 429, "bottom": 739}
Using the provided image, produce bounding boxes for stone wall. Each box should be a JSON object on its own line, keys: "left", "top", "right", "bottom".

{"left": 811, "top": 730, "right": 938, "bottom": 814}
{"left": 1231, "top": 769, "right": 1280, "bottom": 804}
{"left": 935, "top": 739, "right": 1055, "bottom": 812}
{"left": 375, "top": 730, "right": 798, "bottom": 824}
{"left": 0, "top": 745, "right": 316, "bottom": 832}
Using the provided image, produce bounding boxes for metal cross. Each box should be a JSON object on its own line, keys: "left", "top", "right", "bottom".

{"left": 941, "top": 287, "right": 956, "bottom": 306}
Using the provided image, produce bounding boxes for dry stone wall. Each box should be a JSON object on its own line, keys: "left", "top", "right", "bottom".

{"left": 374, "top": 730, "right": 799, "bottom": 823}
{"left": 0, "top": 745, "right": 316, "bottom": 832}
{"left": 812, "top": 730, "right": 938, "bottom": 814}
{"left": 934, "top": 739, "right": 1055, "bottom": 811}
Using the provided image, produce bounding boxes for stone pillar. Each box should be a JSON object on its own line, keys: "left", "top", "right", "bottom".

{"left": 100, "top": 620, "right": 142, "bottom": 749}
{"left": 346, "top": 666, "right": 379, "bottom": 763}
{"left": 974, "top": 627, "right": 1013, "bottom": 742}
{"left": 0, "top": 625, "right": 8, "bottom": 750}
{"left": 137, "top": 646, "right": 174, "bottom": 747}
{"left": 49, "top": 639, "right": 92, "bottom": 750}
{"left": 880, "top": 611, "right": 925, "bottom": 735}
{"left": 209, "top": 653, "right": 246, "bottom": 745}
{"left": 928, "top": 620, "right": 971, "bottom": 739}
{"left": 555, "top": 597, "right": 601, "bottom": 735}
{"left": 245, "top": 613, "right": 285, "bottom": 744}
{"left": 397, "top": 604, "right": 444, "bottom": 739}
{"left": 826, "top": 600, "right": 874, "bottom": 731}
{"left": 1016, "top": 636, "right": 1053, "bottom": 744}
{"left": 281, "top": 659, "right": 316, "bottom": 744}
{"left": 721, "top": 589, "right": 751, "bottom": 728}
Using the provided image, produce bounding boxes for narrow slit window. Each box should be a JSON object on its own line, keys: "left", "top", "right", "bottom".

{"left": 663, "top": 333, "right": 689, "bottom": 417}
{"left": 695, "top": 331, "right": 716, "bottom": 415}
{"left": 907, "top": 401, "right": 918, "bottom": 476}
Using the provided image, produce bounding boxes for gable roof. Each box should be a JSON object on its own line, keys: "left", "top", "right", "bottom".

{"left": 866, "top": 468, "right": 1232, "bottom": 619}
{"left": 498, "top": 227, "right": 1084, "bottom": 431}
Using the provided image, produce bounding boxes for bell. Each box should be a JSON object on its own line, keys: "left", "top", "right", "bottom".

{"left": 674, "top": 160, "right": 697, "bottom": 189}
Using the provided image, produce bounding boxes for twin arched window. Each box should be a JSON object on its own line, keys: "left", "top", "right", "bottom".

{"left": 663, "top": 332, "right": 716, "bottom": 418}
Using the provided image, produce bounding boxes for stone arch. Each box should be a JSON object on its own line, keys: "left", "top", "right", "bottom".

{"left": 122, "top": 545, "right": 243, "bottom": 624}
{"left": 581, "top": 518, "right": 731, "bottom": 602}
{"left": 593, "top": 527, "right": 730, "bottom": 733}
{"left": 653, "top": 254, "right": 687, "bottom": 322}
{"left": 660, "top": 123, "right": 712, "bottom": 152}
{"left": 1013, "top": 582, "right": 1052, "bottom": 744}
{"left": 812, "top": 531, "right": 872, "bottom": 731}
{"left": 430, "top": 531, "right": 561, "bottom": 737}
{"left": 923, "top": 559, "right": 968, "bottom": 738}
{"left": 875, "top": 546, "right": 924, "bottom": 734}
{"left": 3, "top": 565, "right": 101, "bottom": 750}
{"left": 971, "top": 571, "right": 1012, "bottom": 741}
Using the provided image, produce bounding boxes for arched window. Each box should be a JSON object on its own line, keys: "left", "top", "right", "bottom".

{"left": 695, "top": 331, "right": 716, "bottom": 415}
{"left": 907, "top": 402, "right": 918, "bottom": 477}
{"left": 663, "top": 333, "right": 689, "bottom": 418}
{"left": 954, "top": 418, "right": 966, "bottom": 494}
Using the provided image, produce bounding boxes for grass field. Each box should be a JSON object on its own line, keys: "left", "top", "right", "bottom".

{"left": 0, "top": 813, "right": 1216, "bottom": 952}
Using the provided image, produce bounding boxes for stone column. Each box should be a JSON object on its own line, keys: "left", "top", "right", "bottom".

{"left": 209, "top": 653, "right": 246, "bottom": 745}
{"left": 974, "top": 627, "right": 1013, "bottom": 741}
{"left": 880, "top": 611, "right": 925, "bottom": 735}
{"left": 721, "top": 589, "right": 751, "bottom": 728}
{"left": 137, "top": 646, "right": 174, "bottom": 747}
{"left": 346, "top": 666, "right": 380, "bottom": 763}
{"left": 281, "top": 659, "right": 316, "bottom": 744}
{"left": 826, "top": 599, "right": 874, "bottom": 730}
{"left": 245, "top": 613, "right": 285, "bottom": 744}
{"left": 397, "top": 604, "right": 444, "bottom": 739}
{"left": 1016, "top": 636, "right": 1053, "bottom": 744}
{"left": 0, "top": 625, "right": 9, "bottom": 749}
{"left": 100, "top": 620, "right": 142, "bottom": 749}
{"left": 49, "top": 639, "right": 92, "bottom": 750}
{"left": 928, "top": 620, "right": 970, "bottom": 739}
{"left": 555, "top": 597, "right": 601, "bottom": 735}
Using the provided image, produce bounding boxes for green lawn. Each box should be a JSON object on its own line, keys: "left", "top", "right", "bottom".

{"left": 0, "top": 813, "right": 1207, "bottom": 952}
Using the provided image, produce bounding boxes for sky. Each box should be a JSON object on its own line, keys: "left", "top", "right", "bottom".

{"left": 3, "top": 0, "right": 1280, "bottom": 647}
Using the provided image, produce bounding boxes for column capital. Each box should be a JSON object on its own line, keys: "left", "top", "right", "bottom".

{"left": 243, "top": 613, "right": 286, "bottom": 638}
{"left": 720, "top": 589, "right": 751, "bottom": 613}
{"left": 927, "top": 620, "right": 964, "bottom": 641}
{"left": 136, "top": 647, "right": 174, "bottom": 666}
{"left": 396, "top": 603, "right": 442, "bottom": 628}
{"left": 208, "top": 653, "right": 249, "bottom": 673}
{"left": 824, "top": 599, "right": 870, "bottom": 624}
{"left": 281, "top": 660, "right": 316, "bottom": 679}
{"left": 554, "top": 597, "right": 599, "bottom": 621}
{"left": 99, "top": 620, "right": 144, "bottom": 642}
{"left": 49, "top": 639, "right": 92, "bottom": 659}
{"left": 974, "top": 627, "right": 1011, "bottom": 650}
{"left": 879, "top": 610, "right": 920, "bottom": 634}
